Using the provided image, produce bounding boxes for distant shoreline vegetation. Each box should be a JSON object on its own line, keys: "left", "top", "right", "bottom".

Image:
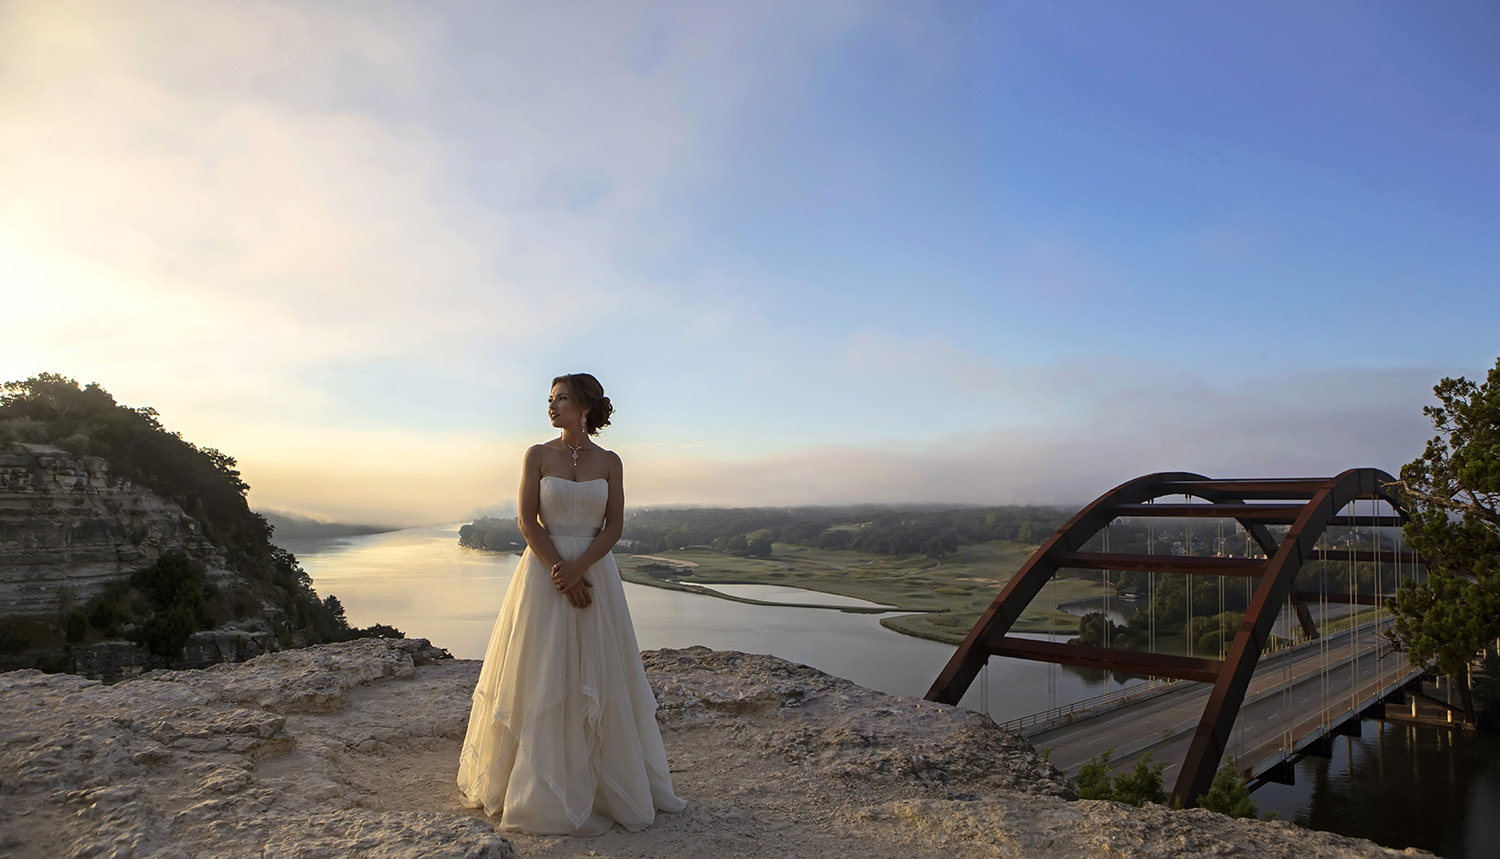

{"left": 260, "top": 510, "right": 398, "bottom": 541}
{"left": 461, "top": 504, "right": 1075, "bottom": 559}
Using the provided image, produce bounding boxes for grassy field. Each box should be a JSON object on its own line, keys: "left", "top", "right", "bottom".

{"left": 617, "top": 540, "right": 1109, "bottom": 645}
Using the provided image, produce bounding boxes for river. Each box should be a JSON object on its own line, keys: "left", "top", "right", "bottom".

{"left": 283, "top": 524, "right": 1498, "bottom": 858}
{"left": 280, "top": 523, "right": 1139, "bottom": 721}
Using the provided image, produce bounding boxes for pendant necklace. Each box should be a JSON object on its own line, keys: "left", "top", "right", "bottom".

{"left": 563, "top": 437, "right": 584, "bottom": 467}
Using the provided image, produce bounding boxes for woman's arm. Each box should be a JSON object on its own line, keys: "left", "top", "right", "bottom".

{"left": 517, "top": 445, "right": 564, "bottom": 570}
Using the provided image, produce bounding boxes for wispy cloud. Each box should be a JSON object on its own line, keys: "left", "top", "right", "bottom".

{"left": 1, "top": 2, "right": 1487, "bottom": 525}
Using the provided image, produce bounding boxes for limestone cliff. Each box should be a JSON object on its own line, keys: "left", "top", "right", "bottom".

{"left": 0, "top": 443, "right": 281, "bottom": 677}
{"left": 0, "top": 443, "right": 230, "bottom": 615}
{"left": 0, "top": 640, "right": 1426, "bottom": 858}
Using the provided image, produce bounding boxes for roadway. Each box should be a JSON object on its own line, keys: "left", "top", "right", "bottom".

{"left": 1029, "top": 622, "right": 1422, "bottom": 784}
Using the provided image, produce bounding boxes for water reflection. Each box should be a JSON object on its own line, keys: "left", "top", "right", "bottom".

{"left": 1253, "top": 721, "right": 1500, "bottom": 858}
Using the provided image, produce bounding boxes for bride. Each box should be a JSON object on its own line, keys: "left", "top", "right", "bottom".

{"left": 457, "top": 373, "right": 687, "bottom": 835}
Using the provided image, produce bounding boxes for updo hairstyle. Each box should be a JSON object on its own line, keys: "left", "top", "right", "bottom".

{"left": 553, "top": 373, "right": 613, "bottom": 435}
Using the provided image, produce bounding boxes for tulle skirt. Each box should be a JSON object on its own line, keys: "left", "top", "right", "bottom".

{"left": 457, "top": 537, "right": 686, "bottom": 835}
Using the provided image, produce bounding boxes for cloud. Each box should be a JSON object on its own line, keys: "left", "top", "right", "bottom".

{"left": 0, "top": 1, "right": 872, "bottom": 431}
{"left": 621, "top": 365, "right": 1438, "bottom": 509}
{"left": 0, "top": 3, "right": 1463, "bottom": 527}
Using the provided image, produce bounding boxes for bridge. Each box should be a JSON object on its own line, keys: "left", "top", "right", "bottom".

{"left": 1018, "top": 619, "right": 1423, "bottom": 791}
{"left": 926, "top": 469, "right": 1428, "bottom": 806}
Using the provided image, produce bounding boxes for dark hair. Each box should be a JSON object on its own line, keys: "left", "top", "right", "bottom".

{"left": 552, "top": 373, "right": 613, "bottom": 435}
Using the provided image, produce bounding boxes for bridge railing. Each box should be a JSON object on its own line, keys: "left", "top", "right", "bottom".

{"left": 998, "top": 675, "right": 1183, "bottom": 736}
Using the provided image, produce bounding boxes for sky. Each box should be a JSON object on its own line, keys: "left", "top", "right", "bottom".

{"left": 2, "top": 1, "right": 1497, "bottom": 526}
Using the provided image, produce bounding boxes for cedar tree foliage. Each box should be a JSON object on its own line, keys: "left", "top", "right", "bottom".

{"left": 1388, "top": 357, "right": 1500, "bottom": 724}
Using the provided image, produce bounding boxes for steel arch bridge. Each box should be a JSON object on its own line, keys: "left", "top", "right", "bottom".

{"left": 925, "top": 468, "right": 1413, "bottom": 806}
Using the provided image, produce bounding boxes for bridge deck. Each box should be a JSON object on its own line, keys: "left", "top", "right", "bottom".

{"left": 1027, "top": 621, "right": 1421, "bottom": 788}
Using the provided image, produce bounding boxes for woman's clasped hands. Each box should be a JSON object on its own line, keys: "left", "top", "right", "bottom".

{"left": 550, "top": 560, "right": 593, "bottom": 609}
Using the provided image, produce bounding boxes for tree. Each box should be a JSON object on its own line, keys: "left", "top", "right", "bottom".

{"left": 1197, "top": 757, "right": 1258, "bottom": 819}
{"left": 1072, "top": 611, "right": 1118, "bottom": 648}
{"left": 1072, "top": 749, "right": 1168, "bottom": 806}
{"left": 1388, "top": 357, "right": 1500, "bottom": 724}
{"left": 1074, "top": 750, "right": 1115, "bottom": 801}
{"left": 1110, "top": 754, "right": 1169, "bottom": 807}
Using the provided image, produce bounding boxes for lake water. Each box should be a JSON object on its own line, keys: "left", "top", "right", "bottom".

{"left": 283, "top": 524, "right": 1497, "bottom": 857}
{"left": 1254, "top": 720, "right": 1500, "bottom": 859}
{"left": 280, "top": 524, "right": 1138, "bottom": 722}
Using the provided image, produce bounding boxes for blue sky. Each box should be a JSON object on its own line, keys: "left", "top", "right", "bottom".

{"left": 3, "top": 1, "right": 1496, "bottom": 523}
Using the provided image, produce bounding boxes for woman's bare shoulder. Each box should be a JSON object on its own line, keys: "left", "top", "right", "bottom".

{"left": 522, "top": 442, "right": 559, "bottom": 468}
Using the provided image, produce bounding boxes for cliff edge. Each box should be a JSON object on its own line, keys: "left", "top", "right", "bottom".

{"left": 0, "top": 641, "right": 1424, "bottom": 858}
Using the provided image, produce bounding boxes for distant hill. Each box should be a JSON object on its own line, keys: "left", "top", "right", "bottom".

{"left": 0, "top": 373, "right": 402, "bottom": 676}
{"left": 260, "top": 510, "right": 397, "bottom": 540}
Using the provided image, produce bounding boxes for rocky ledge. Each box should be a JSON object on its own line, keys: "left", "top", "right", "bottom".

{"left": 0, "top": 641, "right": 1424, "bottom": 858}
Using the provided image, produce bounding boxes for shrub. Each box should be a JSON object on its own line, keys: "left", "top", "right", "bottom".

{"left": 139, "top": 601, "right": 199, "bottom": 658}
{"left": 1197, "top": 757, "right": 1258, "bottom": 818}
{"left": 65, "top": 610, "right": 89, "bottom": 643}
{"left": 58, "top": 433, "right": 91, "bottom": 455}
{"left": 1074, "top": 750, "right": 1116, "bottom": 800}
{"left": 1073, "top": 749, "right": 1169, "bottom": 806}
{"left": 1112, "top": 754, "right": 1169, "bottom": 806}
{"left": 89, "top": 601, "right": 116, "bottom": 631}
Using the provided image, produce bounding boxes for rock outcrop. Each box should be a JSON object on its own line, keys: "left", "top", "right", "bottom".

{"left": 0, "top": 443, "right": 230, "bottom": 615}
{"left": 0, "top": 640, "right": 1425, "bottom": 858}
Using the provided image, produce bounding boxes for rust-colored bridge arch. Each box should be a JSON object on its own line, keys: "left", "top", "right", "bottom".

{"left": 925, "top": 469, "right": 1411, "bottom": 806}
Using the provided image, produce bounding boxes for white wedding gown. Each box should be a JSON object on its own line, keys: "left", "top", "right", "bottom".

{"left": 457, "top": 476, "right": 686, "bottom": 835}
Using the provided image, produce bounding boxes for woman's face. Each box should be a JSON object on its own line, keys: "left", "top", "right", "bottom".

{"left": 547, "top": 381, "right": 588, "bottom": 431}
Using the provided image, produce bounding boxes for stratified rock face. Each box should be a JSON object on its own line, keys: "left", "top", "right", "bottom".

{"left": 0, "top": 443, "right": 229, "bottom": 615}
{"left": 0, "top": 640, "right": 1425, "bottom": 858}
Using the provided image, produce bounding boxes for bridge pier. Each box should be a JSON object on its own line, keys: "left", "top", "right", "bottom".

{"left": 1260, "top": 759, "right": 1296, "bottom": 787}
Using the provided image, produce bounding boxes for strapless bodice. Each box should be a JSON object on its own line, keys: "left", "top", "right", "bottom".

{"left": 540, "top": 476, "right": 608, "bottom": 534}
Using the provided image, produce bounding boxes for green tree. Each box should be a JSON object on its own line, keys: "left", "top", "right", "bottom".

{"left": 1072, "top": 750, "right": 1168, "bottom": 806}
{"left": 1074, "top": 750, "right": 1115, "bottom": 801}
{"left": 1389, "top": 358, "right": 1500, "bottom": 724}
{"left": 65, "top": 610, "right": 89, "bottom": 643}
{"left": 1072, "top": 611, "right": 1119, "bottom": 648}
{"left": 1196, "top": 757, "right": 1257, "bottom": 818}
{"left": 1111, "top": 754, "right": 1169, "bottom": 807}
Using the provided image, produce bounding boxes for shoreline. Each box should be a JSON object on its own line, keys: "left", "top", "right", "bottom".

{"left": 461, "top": 540, "right": 1084, "bottom": 642}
